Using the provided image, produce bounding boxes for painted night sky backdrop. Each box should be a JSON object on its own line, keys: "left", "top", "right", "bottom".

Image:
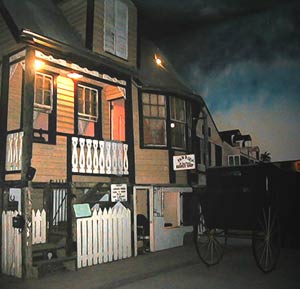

{"left": 134, "top": 0, "right": 300, "bottom": 162}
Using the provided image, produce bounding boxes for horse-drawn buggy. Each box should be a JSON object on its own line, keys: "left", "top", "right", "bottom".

{"left": 193, "top": 163, "right": 299, "bottom": 273}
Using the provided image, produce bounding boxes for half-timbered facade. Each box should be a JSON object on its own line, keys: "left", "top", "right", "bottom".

{"left": 0, "top": 0, "right": 206, "bottom": 278}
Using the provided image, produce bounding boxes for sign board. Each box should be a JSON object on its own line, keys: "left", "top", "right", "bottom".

{"left": 111, "top": 184, "right": 127, "bottom": 202}
{"left": 73, "top": 203, "right": 92, "bottom": 218}
{"left": 173, "top": 154, "right": 196, "bottom": 171}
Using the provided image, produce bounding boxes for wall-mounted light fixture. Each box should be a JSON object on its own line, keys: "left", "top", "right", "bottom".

{"left": 154, "top": 53, "right": 163, "bottom": 68}
{"left": 34, "top": 59, "right": 45, "bottom": 70}
{"left": 67, "top": 72, "right": 83, "bottom": 79}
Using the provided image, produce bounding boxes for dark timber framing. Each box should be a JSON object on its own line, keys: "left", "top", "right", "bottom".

{"left": 21, "top": 46, "right": 35, "bottom": 279}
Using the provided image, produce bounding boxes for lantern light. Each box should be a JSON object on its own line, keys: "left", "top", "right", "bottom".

{"left": 35, "top": 59, "right": 45, "bottom": 70}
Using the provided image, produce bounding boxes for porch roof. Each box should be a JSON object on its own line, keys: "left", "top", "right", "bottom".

{"left": 138, "top": 38, "right": 204, "bottom": 104}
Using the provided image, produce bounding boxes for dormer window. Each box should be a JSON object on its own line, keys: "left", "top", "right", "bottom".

{"left": 104, "top": 0, "right": 128, "bottom": 60}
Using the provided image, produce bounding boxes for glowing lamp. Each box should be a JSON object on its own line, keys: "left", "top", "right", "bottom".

{"left": 35, "top": 60, "right": 45, "bottom": 70}
{"left": 154, "top": 53, "right": 162, "bottom": 67}
{"left": 170, "top": 123, "right": 175, "bottom": 128}
{"left": 67, "top": 72, "right": 83, "bottom": 79}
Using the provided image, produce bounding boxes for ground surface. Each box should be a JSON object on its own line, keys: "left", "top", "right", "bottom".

{"left": 1, "top": 238, "right": 299, "bottom": 289}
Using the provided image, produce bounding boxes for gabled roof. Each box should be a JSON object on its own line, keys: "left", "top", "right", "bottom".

{"left": 0, "top": 0, "right": 83, "bottom": 47}
{"left": 219, "top": 129, "right": 241, "bottom": 144}
{"left": 138, "top": 38, "right": 203, "bottom": 103}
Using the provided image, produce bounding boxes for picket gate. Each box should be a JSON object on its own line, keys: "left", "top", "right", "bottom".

{"left": 77, "top": 207, "right": 132, "bottom": 269}
{"left": 1, "top": 211, "right": 22, "bottom": 278}
{"left": 32, "top": 209, "right": 47, "bottom": 245}
{"left": 1, "top": 209, "right": 47, "bottom": 278}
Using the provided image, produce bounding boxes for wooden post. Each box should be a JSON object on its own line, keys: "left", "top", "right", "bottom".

{"left": 21, "top": 47, "right": 35, "bottom": 279}
{"left": 202, "top": 111, "right": 209, "bottom": 168}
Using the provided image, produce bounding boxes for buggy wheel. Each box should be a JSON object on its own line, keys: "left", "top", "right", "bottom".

{"left": 252, "top": 206, "right": 280, "bottom": 273}
{"left": 193, "top": 213, "right": 226, "bottom": 266}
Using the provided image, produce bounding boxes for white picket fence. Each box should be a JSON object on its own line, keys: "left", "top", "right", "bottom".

{"left": 32, "top": 209, "right": 47, "bottom": 245}
{"left": 1, "top": 211, "right": 22, "bottom": 278}
{"left": 77, "top": 207, "right": 132, "bottom": 269}
{"left": 1, "top": 209, "right": 46, "bottom": 278}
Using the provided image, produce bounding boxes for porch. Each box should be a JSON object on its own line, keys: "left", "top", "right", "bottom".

{"left": 5, "top": 131, "right": 129, "bottom": 177}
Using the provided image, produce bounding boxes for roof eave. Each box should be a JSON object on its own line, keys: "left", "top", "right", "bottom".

{"left": 20, "top": 29, "right": 138, "bottom": 78}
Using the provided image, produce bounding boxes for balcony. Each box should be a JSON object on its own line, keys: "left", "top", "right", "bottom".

{"left": 6, "top": 131, "right": 23, "bottom": 171}
{"left": 71, "top": 137, "right": 129, "bottom": 176}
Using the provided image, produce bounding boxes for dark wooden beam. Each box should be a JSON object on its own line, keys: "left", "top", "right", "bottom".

{"left": 21, "top": 46, "right": 35, "bottom": 279}
{"left": 0, "top": 56, "right": 9, "bottom": 183}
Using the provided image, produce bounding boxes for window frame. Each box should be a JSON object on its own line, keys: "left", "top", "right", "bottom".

{"left": 75, "top": 81, "right": 102, "bottom": 138}
{"left": 33, "top": 70, "right": 57, "bottom": 144}
{"left": 77, "top": 84, "right": 99, "bottom": 122}
{"left": 169, "top": 96, "right": 187, "bottom": 150}
{"left": 34, "top": 72, "right": 53, "bottom": 113}
{"left": 228, "top": 155, "right": 241, "bottom": 166}
{"left": 141, "top": 92, "right": 167, "bottom": 148}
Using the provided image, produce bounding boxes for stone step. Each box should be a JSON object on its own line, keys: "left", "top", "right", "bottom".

{"left": 32, "top": 242, "right": 66, "bottom": 261}
{"left": 32, "top": 255, "right": 77, "bottom": 278}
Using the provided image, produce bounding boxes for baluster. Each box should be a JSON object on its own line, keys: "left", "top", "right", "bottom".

{"left": 123, "top": 144, "right": 129, "bottom": 175}
{"left": 99, "top": 141, "right": 105, "bottom": 174}
{"left": 111, "top": 142, "right": 118, "bottom": 175}
{"left": 86, "top": 139, "right": 93, "bottom": 173}
{"left": 12, "top": 133, "right": 19, "bottom": 170}
{"left": 79, "top": 138, "right": 86, "bottom": 173}
{"left": 117, "top": 143, "right": 124, "bottom": 175}
{"left": 71, "top": 137, "right": 79, "bottom": 172}
{"left": 105, "top": 141, "right": 111, "bottom": 174}
{"left": 93, "top": 140, "right": 99, "bottom": 174}
{"left": 18, "top": 132, "right": 24, "bottom": 170}
{"left": 6, "top": 134, "right": 13, "bottom": 171}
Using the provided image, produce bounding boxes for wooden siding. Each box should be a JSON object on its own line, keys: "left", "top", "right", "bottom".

{"left": 5, "top": 173, "right": 21, "bottom": 181}
{"left": 131, "top": 85, "right": 170, "bottom": 184}
{"left": 57, "top": 76, "right": 75, "bottom": 134}
{"left": 0, "top": 15, "right": 21, "bottom": 59}
{"left": 93, "top": 0, "right": 137, "bottom": 68}
{"left": 7, "top": 63, "right": 23, "bottom": 131}
{"left": 57, "top": 0, "right": 87, "bottom": 45}
{"left": 31, "top": 136, "right": 68, "bottom": 182}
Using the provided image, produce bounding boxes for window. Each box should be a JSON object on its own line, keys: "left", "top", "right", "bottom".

{"left": 104, "top": 0, "right": 128, "bottom": 59}
{"left": 170, "top": 96, "right": 186, "bottom": 150}
{"left": 228, "top": 155, "right": 240, "bottom": 166}
{"left": 142, "top": 93, "right": 166, "bottom": 147}
{"left": 77, "top": 84, "right": 101, "bottom": 137}
{"left": 78, "top": 85, "right": 98, "bottom": 121}
{"left": 33, "top": 72, "right": 56, "bottom": 144}
{"left": 34, "top": 72, "right": 53, "bottom": 112}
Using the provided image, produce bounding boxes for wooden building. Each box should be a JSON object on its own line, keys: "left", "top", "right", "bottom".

{"left": 0, "top": 0, "right": 207, "bottom": 278}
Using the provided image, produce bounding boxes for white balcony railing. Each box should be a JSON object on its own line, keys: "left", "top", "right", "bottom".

{"left": 6, "top": 131, "right": 23, "bottom": 171}
{"left": 71, "top": 137, "right": 129, "bottom": 175}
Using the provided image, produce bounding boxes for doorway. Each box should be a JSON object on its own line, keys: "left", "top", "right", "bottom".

{"left": 133, "top": 186, "right": 153, "bottom": 256}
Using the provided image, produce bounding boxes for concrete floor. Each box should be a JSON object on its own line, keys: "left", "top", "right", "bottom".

{"left": 1, "top": 238, "right": 299, "bottom": 289}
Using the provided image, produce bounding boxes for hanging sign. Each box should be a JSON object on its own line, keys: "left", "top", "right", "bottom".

{"left": 111, "top": 184, "right": 127, "bottom": 202}
{"left": 173, "top": 154, "right": 196, "bottom": 171}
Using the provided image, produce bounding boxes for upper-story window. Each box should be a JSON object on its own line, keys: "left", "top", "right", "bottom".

{"left": 104, "top": 0, "right": 128, "bottom": 60}
{"left": 142, "top": 93, "right": 166, "bottom": 147}
{"left": 170, "top": 96, "right": 186, "bottom": 150}
{"left": 34, "top": 72, "right": 53, "bottom": 112}
{"left": 78, "top": 84, "right": 98, "bottom": 121}
{"left": 33, "top": 72, "right": 56, "bottom": 144}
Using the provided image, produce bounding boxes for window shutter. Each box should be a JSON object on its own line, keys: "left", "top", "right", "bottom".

{"left": 115, "top": 0, "right": 128, "bottom": 59}
{"left": 104, "top": 0, "right": 116, "bottom": 54}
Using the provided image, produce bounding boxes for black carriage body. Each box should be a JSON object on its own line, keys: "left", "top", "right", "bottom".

{"left": 201, "top": 163, "right": 298, "bottom": 231}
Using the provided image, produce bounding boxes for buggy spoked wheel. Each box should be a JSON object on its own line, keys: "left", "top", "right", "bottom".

{"left": 252, "top": 206, "right": 280, "bottom": 273}
{"left": 194, "top": 213, "right": 226, "bottom": 266}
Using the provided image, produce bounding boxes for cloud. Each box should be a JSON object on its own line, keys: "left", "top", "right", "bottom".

{"left": 213, "top": 98, "right": 300, "bottom": 161}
